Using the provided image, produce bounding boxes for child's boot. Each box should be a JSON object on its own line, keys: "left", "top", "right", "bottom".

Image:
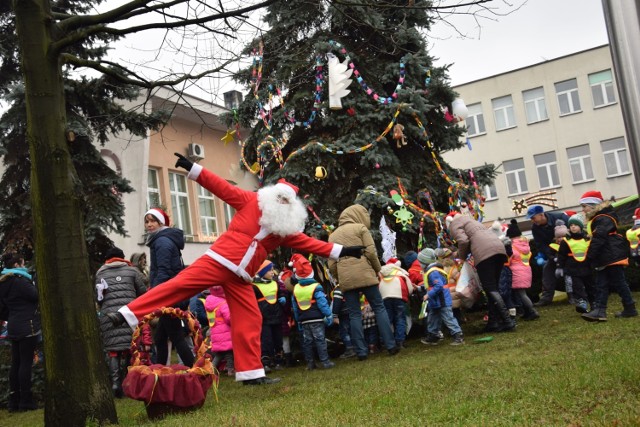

{"left": 450, "top": 333, "right": 465, "bottom": 346}
{"left": 615, "top": 303, "right": 638, "bottom": 318}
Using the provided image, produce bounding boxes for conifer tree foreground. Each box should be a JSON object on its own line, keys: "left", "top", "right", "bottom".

{"left": 232, "top": 0, "right": 495, "bottom": 252}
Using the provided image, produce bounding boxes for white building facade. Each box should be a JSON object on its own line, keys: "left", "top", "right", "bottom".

{"left": 443, "top": 45, "right": 636, "bottom": 222}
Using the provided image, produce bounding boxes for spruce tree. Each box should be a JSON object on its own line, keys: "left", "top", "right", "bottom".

{"left": 231, "top": 0, "right": 495, "bottom": 253}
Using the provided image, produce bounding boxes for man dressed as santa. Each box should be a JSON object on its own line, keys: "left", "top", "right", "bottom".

{"left": 109, "top": 153, "right": 364, "bottom": 385}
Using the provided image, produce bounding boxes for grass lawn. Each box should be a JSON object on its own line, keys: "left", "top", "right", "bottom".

{"left": 3, "top": 294, "right": 640, "bottom": 426}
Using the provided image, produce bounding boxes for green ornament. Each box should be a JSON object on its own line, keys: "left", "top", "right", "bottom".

{"left": 393, "top": 205, "right": 414, "bottom": 229}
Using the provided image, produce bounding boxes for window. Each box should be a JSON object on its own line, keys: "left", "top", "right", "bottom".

{"left": 492, "top": 95, "right": 516, "bottom": 130}
{"left": 522, "top": 87, "right": 548, "bottom": 124}
{"left": 169, "top": 172, "right": 192, "bottom": 235}
{"left": 555, "top": 78, "right": 581, "bottom": 115}
{"left": 484, "top": 183, "right": 498, "bottom": 201}
{"left": 601, "top": 137, "right": 630, "bottom": 177}
{"left": 589, "top": 69, "right": 616, "bottom": 108}
{"left": 567, "top": 144, "right": 594, "bottom": 183}
{"left": 534, "top": 152, "right": 560, "bottom": 189}
{"left": 223, "top": 203, "right": 235, "bottom": 229}
{"left": 147, "top": 169, "right": 161, "bottom": 209}
{"left": 198, "top": 186, "right": 218, "bottom": 237}
{"left": 465, "top": 103, "right": 486, "bottom": 136}
{"left": 504, "top": 158, "right": 528, "bottom": 196}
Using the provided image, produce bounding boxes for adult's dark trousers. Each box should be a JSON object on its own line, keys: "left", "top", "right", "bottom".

{"left": 9, "top": 335, "right": 39, "bottom": 400}
{"left": 540, "top": 258, "right": 558, "bottom": 302}
{"left": 154, "top": 315, "right": 195, "bottom": 367}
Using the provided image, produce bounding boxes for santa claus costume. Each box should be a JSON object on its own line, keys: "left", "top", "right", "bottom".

{"left": 116, "top": 154, "right": 361, "bottom": 384}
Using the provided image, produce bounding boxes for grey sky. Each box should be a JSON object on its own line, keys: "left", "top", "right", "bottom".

{"left": 428, "top": 0, "right": 610, "bottom": 86}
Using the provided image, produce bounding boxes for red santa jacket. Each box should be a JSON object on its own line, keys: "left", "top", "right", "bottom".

{"left": 188, "top": 164, "right": 342, "bottom": 281}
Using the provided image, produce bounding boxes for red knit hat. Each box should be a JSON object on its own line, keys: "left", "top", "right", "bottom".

{"left": 275, "top": 179, "right": 299, "bottom": 199}
{"left": 145, "top": 208, "right": 170, "bottom": 226}
{"left": 579, "top": 190, "right": 604, "bottom": 205}
{"left": 633, "top": 208, "right": 640, "bottom": 220}
{"left": 288, "top": 253, "right": 313, "bottom": 279}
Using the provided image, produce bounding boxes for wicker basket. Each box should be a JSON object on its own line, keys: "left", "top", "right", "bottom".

{"left": 122, "top": 307, "right": 218, "bottom": 420}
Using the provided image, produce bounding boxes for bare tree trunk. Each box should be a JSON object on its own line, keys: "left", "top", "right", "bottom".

{"left": 12, "top": 0, "right": 118, "bottom": 425}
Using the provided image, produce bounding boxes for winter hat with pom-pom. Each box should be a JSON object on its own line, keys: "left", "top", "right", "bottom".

{"left": 145, "top": 208, "right": 170, "bottom": 226}
{"left": 633, "top": 208, "right": 640, "bottom": 220}
{"left": 386, "top": 257, "right": 401, "bottom": 267}
{"left": 445, "top": 211, "right": 462, "bottom": 228}
{"left": 554, "top": 219, "right": 568, "bottom": 239}
{"left": 579, "top": 190, "right": 604, "bottom": 206}
{"left": 417, "top": 248, "right": 437, "bottom": 269}
{"left": 568, "top": 214, "right": 584, "bottom": 230}
{"left": 506, "top": 219, "right": 522, "bottom": 238}
{"left": 289, "top": 253, "right": 314, "bottom": 279}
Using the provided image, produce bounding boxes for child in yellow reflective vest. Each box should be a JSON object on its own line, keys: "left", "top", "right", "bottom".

{"left": 627, "top": 208, "right": 640, "bottom": 266}
{"left": 289, "top": 254, "right": 335, "bottom": 370}
{"left": 252, "top": 260, "right": 287, "bottom": 371}
{"left": 556, "top": 214, "right": 594, "bottom": 313}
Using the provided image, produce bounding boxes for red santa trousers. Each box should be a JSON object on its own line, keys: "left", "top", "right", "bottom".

{"left": 122, "top": 255, "right": 265, "bottom": 381}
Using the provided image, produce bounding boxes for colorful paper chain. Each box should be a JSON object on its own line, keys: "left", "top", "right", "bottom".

{"left": 328, "top": 40, "right": 407, "bottom": 105}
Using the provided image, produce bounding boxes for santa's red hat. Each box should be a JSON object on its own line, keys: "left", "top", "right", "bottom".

{"left": 579, "top": 190, "right": 604, "bottom": 206}
{"left": 145, "top": 208, "right": 170, "bottom": 226}
{"left": 445, "top": 211, "right": 461, "bottom": 228}
{"left": 288, "top": 253, "right": 313, "bottom": 279}
{"left": 633, "top": 208, "right": 640, "bottom": 220}
{"left": 275, "top": 179, "right": 299, "bottom": 199}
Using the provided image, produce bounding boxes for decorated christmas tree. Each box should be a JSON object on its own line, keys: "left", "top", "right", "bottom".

{"left": 228, "top": 0, "right": 496, "bottom": 253}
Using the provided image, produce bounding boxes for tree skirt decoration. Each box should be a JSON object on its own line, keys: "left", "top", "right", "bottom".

{"left": 123, "top": 307, "right": 218, "bottom": 420}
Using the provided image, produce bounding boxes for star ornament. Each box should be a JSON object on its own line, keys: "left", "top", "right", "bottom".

{"left": 512, "top": 199, "right": 527, "bottom": 215}
{"left": 393, "top": 205, "right": 414, "bottom": 230}
{"left": 221, "top": 129, "right": 236, "bottom": 145}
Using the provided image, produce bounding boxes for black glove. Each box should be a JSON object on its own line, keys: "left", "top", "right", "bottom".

{"left": 174, "top": 152, "right": 193, "bottom": 172}
{"left": 339, "top": 245, "right": 366, "bottom": 258}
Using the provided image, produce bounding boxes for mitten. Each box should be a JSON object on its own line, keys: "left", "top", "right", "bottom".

{"left": 278, "top": 297, "right": 286, "bottom": 305}
{"left": 174, "top": 152, "right": 194, "bottom": 172}
{"left": 324, "top": 316, "right": 333, "bottom": 327}
{"left": 339, "top": 245, "right": 366, "bottom": 258}
{"left": 555, "top": 268, "right": 564, "bottom": 278}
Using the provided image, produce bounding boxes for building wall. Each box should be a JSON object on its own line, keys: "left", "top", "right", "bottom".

{"left": 103, "top": 89, "right": 257, "bottom": 264}
{"left": 443, "top": 45, "right": 636, "bottom": 222}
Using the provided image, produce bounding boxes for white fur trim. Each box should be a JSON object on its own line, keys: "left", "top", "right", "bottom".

{"left": 235, "top": 368, "right": 265, "bottom": 381}
{"left": 187, "top": 163, "right": 203, "bottom": 181}
{"left": 329, "top": 244, "right": 343, "bottom": 260}
{"left": 145, "top": 208, "right": 165, "bottom": 225}
{"left": 275, "top": 182, "right": 297, "bottom": 199}
{"left": 118, "top": 306, "right": 139, "bottom": 331}
{"left": 579, "top": 196, "right": 603, "bottom": 205}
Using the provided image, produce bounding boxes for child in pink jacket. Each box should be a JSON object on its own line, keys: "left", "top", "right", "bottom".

{"left": 205, "top": 286, "right": 234, "bottom": 376}
{"left": 506, "top": 220, "right": 539, "bottom": 321}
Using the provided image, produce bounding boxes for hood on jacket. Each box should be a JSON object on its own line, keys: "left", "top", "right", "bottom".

{"left": 511, "top": 237, "right": 531, "bottom": 254}
{"left": 146, "top": 227, "right": 185, "bottom": 250}
{"left": 338, "top": 204, "right": 371, "bottom": 228}
{"left": 585, "top": 200, "right": 614, "bottom": 221}
{"left": 379, "top": 263, "right": 408, "bottom": 277}
{"left": 209, "top": 285, "right": 225, "bottom": 298}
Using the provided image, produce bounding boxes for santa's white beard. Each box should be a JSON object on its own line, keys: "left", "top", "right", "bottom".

{"left": 257, "top": 185, "right": 308, "bottom": 237}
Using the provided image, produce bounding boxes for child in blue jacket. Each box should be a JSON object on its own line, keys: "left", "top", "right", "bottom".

{"left": 421, "top": 248, "right": 464, "bottom": 345}
{"left": 290, "top": 254, "right": 335, "bottom": 370}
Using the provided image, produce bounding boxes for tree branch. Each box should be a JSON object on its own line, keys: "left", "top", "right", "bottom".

{"left": 60, "top": 53, "right": 237, "bottom": 89}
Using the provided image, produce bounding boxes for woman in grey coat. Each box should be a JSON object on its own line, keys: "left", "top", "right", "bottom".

{"left": 447, "top": 213, "right": 516, "bottom": 332}
{"left": 96, "top": 247, "right": 147, "bottom": 397}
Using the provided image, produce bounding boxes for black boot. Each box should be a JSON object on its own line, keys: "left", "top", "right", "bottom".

{"left": 284, "top": 352, "right": 296, "bottom": 367}
{"left": 18, "top": 391, "right": 38, "bottom": 411}
{"left": 483, "top": 303, "right": 502, "bottom": 332}
{"left": 108, "top": 356, "right": 124, "bottom": 398}
{"left": 8, "top": 391, "right": 19, "bottom": 413}
{"left": 489, "top": 291, "right": 516, "bottom": 332}
{"left": 615, "top": 303, "right": 638, "bottom": 318}
{"left": 242, "top": 376, "right": 281, "bottom": 385}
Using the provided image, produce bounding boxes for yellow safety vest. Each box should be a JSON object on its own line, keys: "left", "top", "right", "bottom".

{"left": 294, "top": 283, "right": 319, "bottom": 310}
{"left": 549, "top": 242, "right": 560, "bottom": 252}
{"left": 563, "top": 237, "right": 588, "bottom": 262}
{"left": 626, "top": 228, "right": 640, "bottom": 250}
{"left": 520, "top": 252, "right": 531, "bottom": 266}
{"left": 254, "top": 280, "right": 278, "bottom": 305}
{"left": 423, "top": 266, "right": 449, "bottom": 287}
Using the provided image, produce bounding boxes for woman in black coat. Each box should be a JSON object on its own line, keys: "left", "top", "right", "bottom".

{"left": 0, "top": 253, "right": 41, "bottom": 412}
